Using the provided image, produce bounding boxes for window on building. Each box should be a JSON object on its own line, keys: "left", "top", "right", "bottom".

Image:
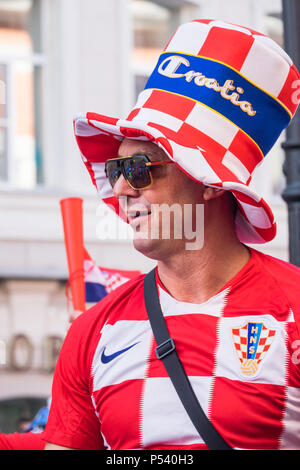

{"left": 0, "top": 0, "right": 45, "bottom": 189}
{"left": 131, "top": 0, "right": 179, "bottom": 99}
{"left": 0, "top": 63, "right": 8, "bottom": 181}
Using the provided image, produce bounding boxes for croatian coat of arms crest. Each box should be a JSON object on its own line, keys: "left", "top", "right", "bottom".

{"left": 232, "top": 322, "right": 276, "bottom": 376}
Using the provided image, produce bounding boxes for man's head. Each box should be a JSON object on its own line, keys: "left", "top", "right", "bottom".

{"left": 110, "top": 137, "right": 236, "bottom": 260}
{"left": 74, "top": 19, "right": 300, "bottom": 247}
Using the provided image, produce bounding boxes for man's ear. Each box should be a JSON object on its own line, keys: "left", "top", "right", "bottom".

{"left": 203, "top": 186, "right": 227, "bottom": 201}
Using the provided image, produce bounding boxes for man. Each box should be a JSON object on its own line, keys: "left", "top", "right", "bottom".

{"left": 44, "top": 19, "right": 300, "bottom": 450}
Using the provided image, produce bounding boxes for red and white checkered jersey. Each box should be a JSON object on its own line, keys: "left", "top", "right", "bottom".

{"left": 44, "top": 248, "right": 300, "bottom": 450}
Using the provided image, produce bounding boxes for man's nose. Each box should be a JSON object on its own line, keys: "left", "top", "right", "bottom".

{"left": 112, "top": 174, "right": 139, "bottom": 199}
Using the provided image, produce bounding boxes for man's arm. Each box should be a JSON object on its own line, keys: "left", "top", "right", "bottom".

{"left": 0, "top": 431, "right": 46, "bottom": 450}
{"left": 42, "top": 311, "right": 105, "bottom": 450}
{"left": 44, "top": 442, "right": 76, "bottom": 450}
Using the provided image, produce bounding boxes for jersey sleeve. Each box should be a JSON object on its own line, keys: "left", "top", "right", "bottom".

{"left": 43, "top": 311, "right": 105, "bottom": 450}
{"left": 0, "top": 431, "right": 46, "bottom": 450}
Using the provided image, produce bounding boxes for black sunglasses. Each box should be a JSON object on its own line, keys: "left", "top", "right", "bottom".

{"left": 105, "top": 154, "right": 174, "bottom": 190}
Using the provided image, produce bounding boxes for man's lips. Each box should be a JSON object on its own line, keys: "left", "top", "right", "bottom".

{"left": 127, "top": 208, "right": 152, "bottom": 224}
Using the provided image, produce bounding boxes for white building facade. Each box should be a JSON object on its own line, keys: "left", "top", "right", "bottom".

{"left": 0, "top": 0, "right": 291, "bottom": 431}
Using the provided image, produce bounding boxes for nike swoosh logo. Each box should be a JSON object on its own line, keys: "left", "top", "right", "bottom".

{"left": 101, "top": 342, "right": 140, "bottom": 364}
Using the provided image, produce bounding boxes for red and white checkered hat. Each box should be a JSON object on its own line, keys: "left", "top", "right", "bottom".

{"left": 74, "top": 19, "right": 300, "bottom": 244}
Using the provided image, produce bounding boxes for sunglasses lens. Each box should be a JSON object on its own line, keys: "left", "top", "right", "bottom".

{"left": 105, "top": 161, "right": 122, "bottom": 188}
{"left": 123, "top": 156, "right": 151, "bottom": 189}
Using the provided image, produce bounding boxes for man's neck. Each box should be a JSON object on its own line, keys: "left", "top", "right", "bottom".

{"left": 156, "top": 240, "right": 250, "bottom": 304}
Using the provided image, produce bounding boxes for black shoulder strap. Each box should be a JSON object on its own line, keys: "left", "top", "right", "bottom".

{"left": 143, "top": 268, "right": 232, "bottom": 451}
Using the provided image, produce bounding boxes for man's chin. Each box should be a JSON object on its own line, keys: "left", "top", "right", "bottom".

{"left": 132, "top": 235, "right": 160, "bottom": 259}
{"left": 133, "top": 234, "right": 159, "bottom": 257}
{"left": 132, "top": 234, "right": 182, "bottom": 261}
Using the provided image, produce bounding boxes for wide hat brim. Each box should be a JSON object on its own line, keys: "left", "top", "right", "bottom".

{"left": 74, "top": 110, "right": 276, "bottom": 245}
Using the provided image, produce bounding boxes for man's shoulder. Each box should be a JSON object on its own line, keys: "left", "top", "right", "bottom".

{"left": 73, "top": 272, "right": 147, "bottom": 330}
{"left": 254, "top": 249, "right": 300, "bottom": 283}
{"left": 253, "top": 248, "right": 300, "bottom": 310}
{"left": 61, "top": 273, "right": 147, "bottom": 363}
{"left": 96, "top": 272, "right": 146, "bottom": 315}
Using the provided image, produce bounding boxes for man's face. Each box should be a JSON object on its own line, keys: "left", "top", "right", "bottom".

{"left": 113, "top": 138, "right": 205, "bottom": 260}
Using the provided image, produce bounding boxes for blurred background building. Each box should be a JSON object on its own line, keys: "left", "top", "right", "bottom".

{"left": 0, "top": 0, "right": 290, "bottom": 431}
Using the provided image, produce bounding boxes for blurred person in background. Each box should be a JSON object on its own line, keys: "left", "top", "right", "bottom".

{"left": 16, "top": 413, "right": 32, "bottom": 433}
{"left": 0, "top": 399, "right": 50, "bottom": 450}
